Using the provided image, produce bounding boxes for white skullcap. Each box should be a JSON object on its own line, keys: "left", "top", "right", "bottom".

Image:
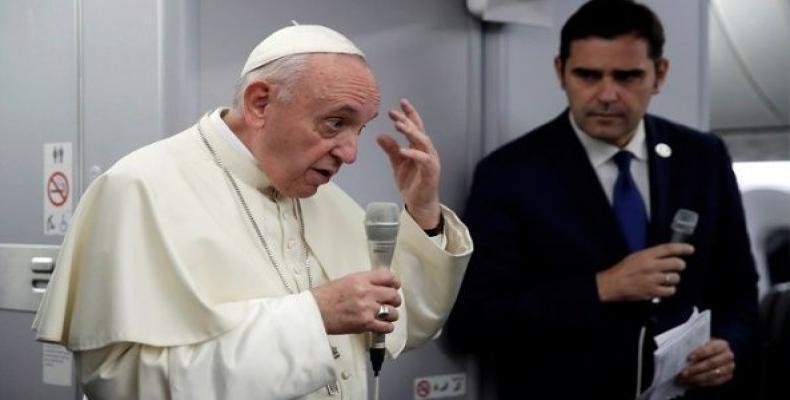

{"left": 240, "top": 22, "right": 365, "bottom": 77}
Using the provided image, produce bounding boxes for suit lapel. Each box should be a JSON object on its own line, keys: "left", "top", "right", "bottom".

{"left": 644, "top": 115, "right": 672, "bottom": 245}
{"left": 548, "top": 112, "right": 630, "bottom": 262}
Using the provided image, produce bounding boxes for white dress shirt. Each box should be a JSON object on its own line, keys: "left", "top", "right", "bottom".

{"left": 569, "top": 113, "right": 652, "bottom": 218}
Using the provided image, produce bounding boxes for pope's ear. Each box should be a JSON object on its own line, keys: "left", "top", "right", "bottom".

{"left": 242, "top": 80, "right": 273, "bottom": 125}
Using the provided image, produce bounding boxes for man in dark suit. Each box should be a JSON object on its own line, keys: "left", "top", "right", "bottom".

{"left": 447, "top": 1, "right": 759, "bottom": 398}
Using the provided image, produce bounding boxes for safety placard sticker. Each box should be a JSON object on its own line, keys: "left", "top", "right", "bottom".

{"left": 44, "top": 143, "right": 73, "bottom": 236}
{"left": 42, "top": 344, "right": 73, "bottom": 386}
{"left": 414, "top": 373, "right": 466, "bottom": 399}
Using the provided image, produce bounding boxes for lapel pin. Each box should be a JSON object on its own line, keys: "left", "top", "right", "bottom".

{"left": 655, "top": 143, "right": 672, "bottom": 158}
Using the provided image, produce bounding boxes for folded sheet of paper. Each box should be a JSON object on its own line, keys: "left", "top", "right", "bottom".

{"left": 637, "top": 308, "right": 711, "bottom": 400}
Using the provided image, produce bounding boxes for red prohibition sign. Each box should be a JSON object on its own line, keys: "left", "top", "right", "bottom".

{"left": 47, "top": 171, "right": 69, "bottom": 207}
{"left": 415, "top": 380, "right": 431, "bottom": 398}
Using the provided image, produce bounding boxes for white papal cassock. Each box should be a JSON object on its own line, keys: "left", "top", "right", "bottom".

{"left": 33, "top": 109, "right": 473, "bottom": 399}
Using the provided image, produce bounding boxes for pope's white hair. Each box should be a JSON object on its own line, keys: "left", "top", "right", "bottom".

{"left": 231, "top": 53, "right": 311, "bottom": 109}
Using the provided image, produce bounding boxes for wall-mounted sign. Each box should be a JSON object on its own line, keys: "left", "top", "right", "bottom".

{"left": 43, "top": 143, "right": 73, "bottom": 236}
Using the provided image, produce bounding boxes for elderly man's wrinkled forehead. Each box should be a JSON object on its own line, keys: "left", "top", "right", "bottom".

{"left": 296, "top": 53, "right": 381, "bottom": 112}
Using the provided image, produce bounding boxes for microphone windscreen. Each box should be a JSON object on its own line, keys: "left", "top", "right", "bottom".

{"left": 671, "top": 209, "right": 698, "bottom": 236}
{"left": 365, "top": 202, "right": 400, "bottom": 241}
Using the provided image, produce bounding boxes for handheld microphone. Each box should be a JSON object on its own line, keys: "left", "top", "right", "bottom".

{"left": 652, "top": 208, "right": 698, "bottom": 305}
{"left": 365, "top": 202, "right": 400, "bottom": 377}
{"left": 669, "top": 208, "right": 698, "bottom": 244}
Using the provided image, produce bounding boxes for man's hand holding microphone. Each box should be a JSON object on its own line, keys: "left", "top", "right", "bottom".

{"left": 596, "top": 243, "right": 694, "bottom": 302}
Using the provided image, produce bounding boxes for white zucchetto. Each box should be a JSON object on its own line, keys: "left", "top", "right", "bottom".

{"left": 240, "top": 22, "right": 365, "bottom": 77}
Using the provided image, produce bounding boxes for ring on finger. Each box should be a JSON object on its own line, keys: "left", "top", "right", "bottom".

{"left": 376, "top": 304, "right": 390, "bottom": 320}
{"left": 714, "top": 368, "right": 721, "bottom": 376}
{"left": 664, "top": 274, "right": 672, "bottom": 284}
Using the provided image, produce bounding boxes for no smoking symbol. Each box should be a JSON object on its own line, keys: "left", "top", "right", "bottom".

{"left": 47, "top": 171, "right": 69, "bottom": 207}
{"left": 415, "top": 380, "right": 431, "bottom": 398}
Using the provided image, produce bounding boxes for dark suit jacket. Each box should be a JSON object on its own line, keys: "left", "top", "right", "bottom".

{"left": 447, "top": 111, "right": 759, "bottom": 399}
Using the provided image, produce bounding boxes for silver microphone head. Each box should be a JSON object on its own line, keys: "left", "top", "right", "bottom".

{"left": 365, "top": 202, "right": 400, "bottom": 242}
{"left": 671, "top": 209, "right": 698, "bottom": 236}
{"left": 365, "top": 202, "right": 400, "bottom": 270}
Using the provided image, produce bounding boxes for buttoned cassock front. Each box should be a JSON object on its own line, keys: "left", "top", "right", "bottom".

{"left": 33, "top": 110, "right": 473, "bottom": 399}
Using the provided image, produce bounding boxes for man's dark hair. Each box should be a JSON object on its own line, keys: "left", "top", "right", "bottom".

{"left": 559, "top": 0, "right": 665, "bottom": 66}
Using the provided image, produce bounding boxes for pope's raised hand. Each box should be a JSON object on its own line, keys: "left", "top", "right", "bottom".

{"left": 376, "top": 99, "right": 442, "bottom": 230}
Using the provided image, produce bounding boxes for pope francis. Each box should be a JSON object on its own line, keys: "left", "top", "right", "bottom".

{"left": 33, "top": 24, "right": 473, "bottom": 399}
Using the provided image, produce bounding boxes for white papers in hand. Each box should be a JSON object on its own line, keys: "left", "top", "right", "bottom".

{"left": 637, "top": 308, "right": 711, "bottom": 400}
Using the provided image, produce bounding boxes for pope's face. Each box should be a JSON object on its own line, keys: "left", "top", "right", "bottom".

{"left": 556, "top": 34, "right": 668, "bottom": 147}
{"left": 257, "top": 54, "right": 380, "bottom": 198}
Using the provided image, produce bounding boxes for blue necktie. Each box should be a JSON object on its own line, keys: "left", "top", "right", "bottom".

{"left": 612, "top": 151, "right": 647, "bottom": 252}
